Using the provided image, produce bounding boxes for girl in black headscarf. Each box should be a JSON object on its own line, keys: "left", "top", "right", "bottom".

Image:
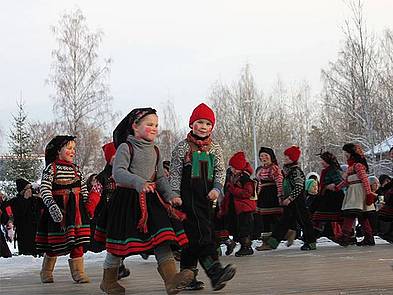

{"left": 36, "top": 135, "right": 91, "bottom": 284}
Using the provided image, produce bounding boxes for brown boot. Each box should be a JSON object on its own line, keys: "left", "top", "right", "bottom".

{"left": 68, "top": 257, "right": 91, "bottom": 283}
{"left": 157, "top": 258, "right": 194, "bottom": 294}
{"left": 286, "top": 229, "right": 297, "bottom": 247}
{"left": 255, "top": 242, "right": 273, "bottom": 251}
{"left": 255, "top": 235, "right": 270, "bottom": 251}
{"left": 40, "top": 255, "right": 57, "bottom": 283}
{"left": 100, "top": 267, "right": 125, "bottom": 295}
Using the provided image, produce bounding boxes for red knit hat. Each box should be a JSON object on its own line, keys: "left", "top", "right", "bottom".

{"left": 284, "top": 145, "right": 301, "bottom": 162}
{"left": 189, "top": 103, "right": 215, "bottom": 128}
{"left": 229, "top": 151, "right": 247, "bottom": 171}
{"left": 102, "top": 142, "right": 116, "bottom": 163}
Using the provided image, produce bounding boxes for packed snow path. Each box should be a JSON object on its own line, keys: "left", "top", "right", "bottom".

{"left": 1, "top": 238, "right": 393, "bottom": 294}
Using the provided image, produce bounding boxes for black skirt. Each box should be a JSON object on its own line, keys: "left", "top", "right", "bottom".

{"left": 312, "top": 190, "right": 344, "bottom": 222}
{"left": 94, "top": 187, "right": 188, "bottom": 257}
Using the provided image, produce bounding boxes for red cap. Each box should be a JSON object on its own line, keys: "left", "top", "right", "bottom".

{"left": 102, "top": 142, "right": 116, "bottom": 163}
{"left": 189, "top": 103, "right": 215, "bottom": 128}
{"left": 284, "top": 145, "right": 301, "bottom": 162}
{"left": 229, "top": 151, "right": 247, "bottom": 171}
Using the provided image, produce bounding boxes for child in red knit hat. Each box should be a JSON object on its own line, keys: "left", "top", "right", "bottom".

{"left": 220, "top": 151, "right": 256, "bottom": 257}
{"left": 258, "top": 145, "right": 317, "bottom": 251}
{"left": 170, "top": 103, "right": 236, "bottom": 291}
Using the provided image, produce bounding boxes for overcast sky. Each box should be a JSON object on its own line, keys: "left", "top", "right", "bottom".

{"left": 0, "top": 0, "right": 392, "bottom": 152}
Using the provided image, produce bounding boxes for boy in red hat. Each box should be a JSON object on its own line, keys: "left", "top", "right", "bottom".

{"left": 170, "top": 103, "right": 236, "bottom": 291}
{"left": 258, "top": 145, "right": 317, "bottom": 251}
{"left": 220, "top": 151, "right": 256, "bottom": 256}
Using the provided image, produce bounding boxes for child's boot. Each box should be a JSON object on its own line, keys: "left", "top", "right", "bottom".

{"left": 68, "top": 257, "right": 91, "bottom": 283}
{"left": 235, "top": 237, "right": 253, "bottom": 257}
{"left": 200, "top": 256, "right": 236, "bottom": 291}
{"left": 184, "top": 268, "right": 205, "bottom": 291}
{"left": 40, "top": 255, "right": 57, "bottom": 283}
{"left": 100, "top": 267, "right": 125, "bottom": 295}
{"left": 157, "top": 258, "right": 194, "bottom": 294}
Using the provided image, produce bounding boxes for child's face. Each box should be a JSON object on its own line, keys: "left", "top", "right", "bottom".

{"left": 283, "top": 155, "right": 293, "bottom": 165}
{"left": 259, "top": 152, "right": 272, "bottom": 166}
{"left": 371, "top": 182, "right": 379, "bottom": 192}
{"left": 58, "top": 141, "right": 76, "bottom": 163}
{"left": 133, "top": 114, "right": 159, "bottom": 142}
{"left": 309, "top": 182, "right": 318, "bottom": 195}
{"left": 230, "top": 167, "right": 241, "bottom": 175}
{"left": 343, "top": 151, "right": 351, "bottom": 161}
{"left": 320, "top": 159, "right": 329, "bottom": 169}
{"left": 192, "top": 119, "right": 213, "bottom": 137}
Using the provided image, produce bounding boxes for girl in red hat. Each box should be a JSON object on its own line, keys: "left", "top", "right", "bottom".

{"left": 36, "top": 135, "right": 91, "bottom": 284}
{"left": 170, "top": 103, "right": 236, "bottom": 291}
{"left": 258, "top": 145, "right": 317, "bottom": 251}
{"left": 220, "top": 151, "right": 256, "bottom": 256}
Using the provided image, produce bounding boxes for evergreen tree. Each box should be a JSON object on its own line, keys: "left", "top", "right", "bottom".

{"left": 1, "top": 100, "right": 43, "bottom": 197}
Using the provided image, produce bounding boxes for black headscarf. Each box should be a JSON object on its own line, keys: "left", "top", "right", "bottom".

{"left": 259, "top": 146, "right": 278, "bottom": 165}
{"left": 342, "top": 143, "right": 369, "bottom": 173}
{"left": 16, "top": 178, "right": 30, "bottom": 193}
{"left": 319, "top": 151, "right": 341, "bottom": 171}
{"left": 45, "top": 135, "right": 76, "bottom": 166}
{"left": 113, "top": 107, "right": 157, "bottom": 148}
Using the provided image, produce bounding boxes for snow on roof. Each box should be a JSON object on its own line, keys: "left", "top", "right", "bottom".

{"left": 366, "top": 135, "right": 393, "bottom": 155}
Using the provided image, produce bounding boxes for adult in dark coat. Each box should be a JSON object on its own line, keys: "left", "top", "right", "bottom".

{"left": 9, "top": 178, "right": 44, "bottom": 256}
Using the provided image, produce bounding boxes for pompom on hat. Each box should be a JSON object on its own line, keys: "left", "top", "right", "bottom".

{"left": 189, "top": 103, "right": 215, "bottom": 128}
{"left": 284, "top": 145, "right": 301, "bottom": 162}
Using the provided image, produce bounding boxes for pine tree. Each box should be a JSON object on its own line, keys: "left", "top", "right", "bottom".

{"left": 2, "top": 100, "right": 43, "bottom": 197}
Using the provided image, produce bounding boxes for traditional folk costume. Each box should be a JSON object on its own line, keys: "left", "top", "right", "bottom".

{"left": 36, "top": 135, "right": 91, "bottom": 284}
{"left": 96, "top": 108, "right": 192, "bottom": 295}
{"left": 253, "top": 147, "right": 283, "bottom": 242}
{"left": 335, "top": 143, "right": 375, "bottom": 246}
{"left": 259, "top": 146, "right": 316, "bottom": 251}
{"left": 312, "top": 152, "right": 345, "bottom": 241}
{"left": 170, "top": 103, "right": 236, "bottom": 291}
{"left": 220, "top": 151, "right": 256, "bottom": 256}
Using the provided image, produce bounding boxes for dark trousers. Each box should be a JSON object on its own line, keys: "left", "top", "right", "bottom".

{"left": 180, "top": 241, "right": 218, "bottom": 270}
{"left": 235, "top": 212, "right": 254, "bottom": 239}
{"left": 272, "top": 197, "right": 315, "bottom": 244}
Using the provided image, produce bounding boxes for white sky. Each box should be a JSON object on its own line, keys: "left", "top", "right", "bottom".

{"left": 0, "top": 0, "right": 392, "bottom": 152}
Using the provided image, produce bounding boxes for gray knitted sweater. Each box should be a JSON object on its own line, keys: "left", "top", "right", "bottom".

{"left": 113, "top": 135, "right": 177, "bottom": 201}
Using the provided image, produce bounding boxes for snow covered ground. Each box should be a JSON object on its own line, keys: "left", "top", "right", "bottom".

{"left": 1, "top": 237, "right": 390, "bottom": 275}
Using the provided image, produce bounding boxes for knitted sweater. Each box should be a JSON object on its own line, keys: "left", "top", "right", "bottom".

{"left": 41, "top": 160, "right": 88, "bottom": 210}
{"left": 169, "top": 139, "right": 226, "bottom": 195}
{"left": 113, "top": 135, "right": 176, "bottom": 201}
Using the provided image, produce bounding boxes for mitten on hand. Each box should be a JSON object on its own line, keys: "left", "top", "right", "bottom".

{"left": 366, "top": 193, "right": 376, "bottom": 206}
{"left": 48, "top": 203, "right": 63, "bottom": 223}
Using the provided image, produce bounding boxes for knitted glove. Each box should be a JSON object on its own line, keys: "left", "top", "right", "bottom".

{"left": 48, "top": 203, "right": 63, "bottom": 223}
{"left": 366, "top": 193, "right": 376, "bottom": 206}
{"left": 85, "top": 191, "right": 100, "bottom": 218}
